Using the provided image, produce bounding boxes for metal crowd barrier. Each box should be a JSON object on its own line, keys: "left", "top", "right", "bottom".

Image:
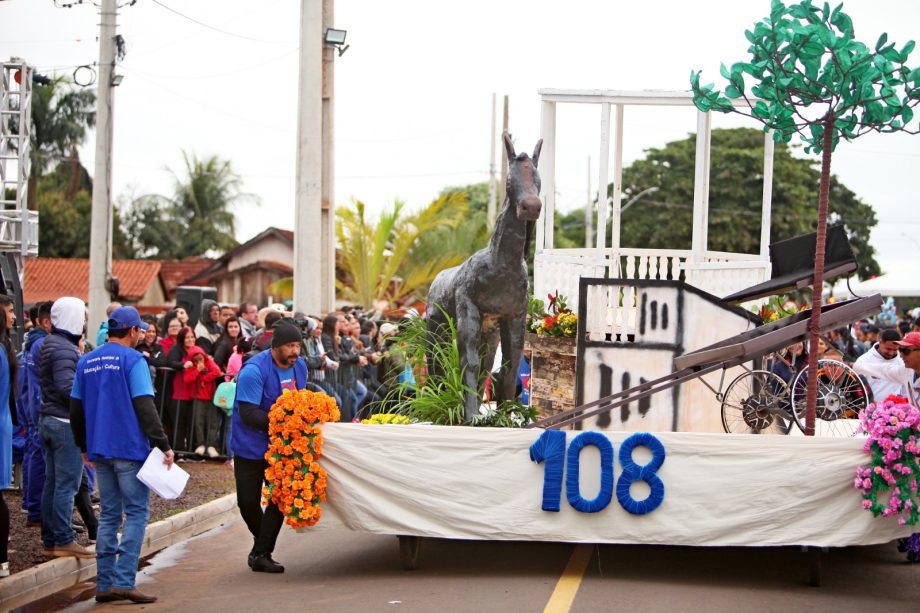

{"left": 154, "top": 366, "right": 232, "bottom": 458}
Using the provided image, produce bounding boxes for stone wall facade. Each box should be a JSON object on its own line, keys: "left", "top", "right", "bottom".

{"left": 524, "top": 332, "right": 577, "bottom": 421}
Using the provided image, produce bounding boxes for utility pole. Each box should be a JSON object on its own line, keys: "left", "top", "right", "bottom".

{"left": 486, "top": 93, "right": 497, "bottom": 229}
{"left": 320, "top": 0, "right": 335, "bottom": 312}
{"left": 88, "top": 0, "right": 117, "bottom": 336}
{"left": 585, "top": 156, "right": 592, "bottom": 248}
{"left": 498, "top": 95, "right": 509, "bottom": 208}
{"left": 293, "top": 0, "right": 328, "bottom": 315}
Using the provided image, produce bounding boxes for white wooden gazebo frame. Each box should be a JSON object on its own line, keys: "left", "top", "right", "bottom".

{"left": 534, "top": 89, "right": 776, "bottom": 312}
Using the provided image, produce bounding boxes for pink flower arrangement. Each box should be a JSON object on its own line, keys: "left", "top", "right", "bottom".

{"left": 854, "top": 395, "right": 920, "bottom": 526}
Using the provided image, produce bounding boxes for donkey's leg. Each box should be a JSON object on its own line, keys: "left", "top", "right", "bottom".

{"left": 497, "top": 315, "right": 526, "bottom": 405}
{"left": 456, "top": 298, "right": 483, "bottom": 423}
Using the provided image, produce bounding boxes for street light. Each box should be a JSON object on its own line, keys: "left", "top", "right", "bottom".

{"left": 324, "top": 28, "right": 349, "bottom": 56}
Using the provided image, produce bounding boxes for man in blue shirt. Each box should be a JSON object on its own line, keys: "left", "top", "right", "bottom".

{"left": 70, "top": 306, "right": 174, "bottom": 604}
{"left": 231, "top": 321, "right": 307, "bottom": 573}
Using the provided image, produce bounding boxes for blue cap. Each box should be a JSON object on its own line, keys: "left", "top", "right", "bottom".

{"left": 108, "top": 306, "right": 149, "bottom": 331}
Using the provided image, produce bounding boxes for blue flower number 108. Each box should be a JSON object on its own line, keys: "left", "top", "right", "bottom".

{"left": 529, "top": 430, "right": 666, "bottom": 515}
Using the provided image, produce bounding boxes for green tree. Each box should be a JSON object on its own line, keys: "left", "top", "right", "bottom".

{"left": 335, "top": 193, "right": 473, "bottom": 308}
{"left": 27, "top": 77, "right": 95, "bottom": 210}
{"left": 440, "top": 181, "right": 492, "bottom": 216}
{"left": 121, "top": 152, "right": 249, "bottom": 258}
{"left": 36, "top": 164, "right": 132, "bottom": 258}
{"left": 555, "top": 128, "right": 879, "bottom": 278}
{"left": 690, "top": 0, "right": 919, "bottom": 432}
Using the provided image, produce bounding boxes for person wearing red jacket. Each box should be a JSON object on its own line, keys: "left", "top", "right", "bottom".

{"left": 179, "top": 346, "right": 222, "bottom": 458}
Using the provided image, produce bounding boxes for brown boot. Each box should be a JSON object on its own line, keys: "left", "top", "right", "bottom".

{"left": 111, "top": 588, "right": 158, "bottom": 604}
{"left": 52, "top": 541, "right": 95, "bottom": 559}
{"left": 95, "top": 591, "right": 125, "bottom": 603}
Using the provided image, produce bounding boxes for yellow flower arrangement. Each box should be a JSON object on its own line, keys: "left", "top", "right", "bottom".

{"left": 262, "top": 388, "right": 340, "bottom": 528}
{"left": 361, "top": 413, "right": 412, "bottom": 425}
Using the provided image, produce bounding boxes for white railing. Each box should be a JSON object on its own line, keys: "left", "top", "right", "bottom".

{"left": 534, "top": 247, "right": 770, "bottom": 312}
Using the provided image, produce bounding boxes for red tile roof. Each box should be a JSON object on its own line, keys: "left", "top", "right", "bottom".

{"left": 24, "top": 258, "right": 162, "bottom": 304}
{"left": 159, "top": 257, "right": 215, "bottom": 294}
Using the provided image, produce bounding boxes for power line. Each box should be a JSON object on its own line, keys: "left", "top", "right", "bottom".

{"left": 149, "top": 0, "right": 294, "bottom": 43}
{"left": 119, "top": 47, "right": 298, "bottom": 80}
{"left": 121, "top": 68, "right": 289, "bottom": 132}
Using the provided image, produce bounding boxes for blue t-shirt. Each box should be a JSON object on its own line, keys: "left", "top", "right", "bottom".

{"left": 71, "top": 343, "right": 155, "bottom": 461}
{"left": 71, "top": 358, "right": 154, "bottom": 400}
{"left": 236, "top": 364, "right": 296, "bottom": 405}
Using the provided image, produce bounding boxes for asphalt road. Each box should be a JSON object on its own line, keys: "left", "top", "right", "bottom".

{"left": 52, "top": 517, "right": 917, "bottom": 612}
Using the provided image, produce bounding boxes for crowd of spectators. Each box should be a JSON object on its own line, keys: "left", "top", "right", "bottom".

{"left": 91, "top": 300, "right": 407, "bottom": 459}
{"left": 772, "top": 306, "right": 920, "bottom": 405}
{"left": 0, "top": 295, "right": 414, "bottom": 577}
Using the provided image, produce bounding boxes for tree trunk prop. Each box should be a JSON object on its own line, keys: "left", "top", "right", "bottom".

{"left": 805, "top": 113, "right": 835, "bottom": 436}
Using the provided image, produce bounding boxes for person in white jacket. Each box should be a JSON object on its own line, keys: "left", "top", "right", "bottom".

{"left": 853, "top": 328, "right": 908, "bottom": 402}
{"left": 853, "top": 331, "right": 920, "bottom": 406}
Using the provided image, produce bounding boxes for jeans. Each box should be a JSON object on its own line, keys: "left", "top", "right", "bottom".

{"left": 94, "top": 459, "right": 149, "bottom": 591}
{"left": 20, "top": 425, "right": 44, "bottom": 522}
{"left": 220, "top": 412, "right": 234, "bottom": 458}
{"left": 75, "top": 468, "right": 98, "bottom": 541}
{"left": 39, "top": 415, "right": 83, "bottom": 548}
{"left": 192, "top": 399, "right": 219, "bottom": 449}
{"left": 234, "top": 456, "right": 284, "bottom": 557}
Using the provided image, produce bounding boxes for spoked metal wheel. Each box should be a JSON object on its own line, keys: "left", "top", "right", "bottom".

{"left": 721, "top": 370, "right": 793, "bottom": 434}
{"left": 790, "top": 359, "right": 869, "bottom": 437}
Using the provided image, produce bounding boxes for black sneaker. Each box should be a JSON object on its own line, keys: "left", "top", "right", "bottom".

{"left": 247, "top": 552, "right": 256, "bottom": 568}
{"left": 250, "top": 554, "right": 284, "bottom": 573}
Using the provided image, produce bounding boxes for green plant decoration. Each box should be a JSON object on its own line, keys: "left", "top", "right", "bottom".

{"left": 381, "top": 310, "right": 536, "bottom": 427}
{"left": 691, "top": 0, "right": 919, "bottom": 434}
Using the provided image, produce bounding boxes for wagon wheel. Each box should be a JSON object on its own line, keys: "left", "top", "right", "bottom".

{"left": 790, "top": 359, "right": 868, "bottom": 437}
{"left": 398, "top": 536, "right": 422, "bottom": 570}
{"left": 721, "top": 370, "right": 793, "bottom": 434}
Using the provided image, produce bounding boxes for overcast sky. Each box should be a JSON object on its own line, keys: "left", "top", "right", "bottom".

{"left": 3, "top": 0, "right": 918, "bottom": 275}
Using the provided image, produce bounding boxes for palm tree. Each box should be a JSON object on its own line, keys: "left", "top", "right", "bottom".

{"left": 172, "top": 152, "right": 247, "bottom": 255}
{"left": 336, "top": 192, "right": 479, "bottom": 308}
{"left": 269, "top": 192, "right": 487, "bottom": 309}
{"left": 26, "top": 77, "right": 96, "bottom": 209}
{"left": 122, "top": 152, "right": 252, "bottom": 258}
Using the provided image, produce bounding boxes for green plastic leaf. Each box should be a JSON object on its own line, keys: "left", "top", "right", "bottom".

{"left": 876, "top": 32, "right": 888, "bottom": 52}
{"left": 831, "top": 10, "right": 853, "bottom": 35}
{"left": 902, "top": 105, "right": 914, "bottom": 124}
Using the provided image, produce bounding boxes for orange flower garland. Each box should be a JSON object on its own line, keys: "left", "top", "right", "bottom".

{"left": 262, "top": 389, "right": 340, "bottom": 528}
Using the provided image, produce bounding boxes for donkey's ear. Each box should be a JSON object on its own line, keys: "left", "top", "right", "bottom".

{"left": 532, "top": 139, "right": 543, "bottom": 167}
{"left": 503, "top": 131, "right": 515, "bottom": 162}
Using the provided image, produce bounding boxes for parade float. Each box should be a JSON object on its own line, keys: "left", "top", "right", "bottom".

{"left": 271, "top": 1, "right": 918, "bottom": 581}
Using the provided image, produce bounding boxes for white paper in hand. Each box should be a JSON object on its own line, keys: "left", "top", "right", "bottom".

{"left": 137, "top": 448, "right": 189, "bottom": 500}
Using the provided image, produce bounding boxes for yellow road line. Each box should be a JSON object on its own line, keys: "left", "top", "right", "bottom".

{"left": 543, "top": 544, "right": 593, "bottom": 613}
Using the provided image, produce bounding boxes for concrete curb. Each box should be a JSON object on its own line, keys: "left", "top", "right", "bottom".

{"left": 0, "top": 493, "right": 237, "bottom": 611}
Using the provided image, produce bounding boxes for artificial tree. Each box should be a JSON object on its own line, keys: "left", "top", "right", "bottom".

{"left": 691, "top": 0, "right": 919, "bottom": 434}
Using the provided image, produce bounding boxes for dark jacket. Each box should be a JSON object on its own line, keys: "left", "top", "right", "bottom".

{"left": 38, "top": 328, "right": 82, "bottom": 419}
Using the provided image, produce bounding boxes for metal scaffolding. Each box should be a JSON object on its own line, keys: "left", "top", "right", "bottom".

{"left": 0, "top": 59, "right": 39, "bottom": 273}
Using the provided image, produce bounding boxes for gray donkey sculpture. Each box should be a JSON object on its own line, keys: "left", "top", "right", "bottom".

{"left": 427, "top": 132, "right": 542, "bottom": 422}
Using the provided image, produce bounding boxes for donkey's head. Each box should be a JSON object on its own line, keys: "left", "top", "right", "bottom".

{"left": 503, "top": 132, "right": 543, "bottom": 222}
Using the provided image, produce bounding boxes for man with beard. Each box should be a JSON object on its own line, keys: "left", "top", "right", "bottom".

{"left": 854, "top": 328, "right": 907, "bottom": 402}
{"left": 231, "top": 322, "right": 307, "bottom": 573}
